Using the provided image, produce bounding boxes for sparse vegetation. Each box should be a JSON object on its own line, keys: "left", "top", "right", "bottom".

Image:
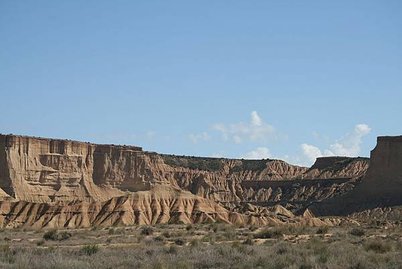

{"left": 316, "top": 226, "right": 329, "bottom": 234}
{"left": 42, "top": 230, "right": 57, "bottom": 241}
{"left": 254, "top": 228, "right": 283, "bottom": 239}
{"left": 174, "top": 238, "right": 185, "bottom": 246}
{"left": 162, "top": 155, "right": 223, "bottom": 171}
{"left": 350, "top": 227, "right": 365, "bottom": 236}
{"left": 161, "top": 231, "right": 171, "bottom": 238}
{"left": 43, "top": 230, "right": 71, "bottom": 241}
{"left": 364, "top": 240, "right": 392, "bottom": 253}
{"left": 140, "top": 226, "right": 154, "bottom": 236}
{"left": 231, "top": 159, "right": 268, "bottom": 172}
{"left": 0, "top": 224, "right": 398, "bottom": 268}
{"left": 243, "top": 238, "right": 254, "bottom": 245}
{"left": 189, "top": 239, "right": 200, "bottom": 247}
{"left": 81, "top": 244, "right": 99, "bottom": 256}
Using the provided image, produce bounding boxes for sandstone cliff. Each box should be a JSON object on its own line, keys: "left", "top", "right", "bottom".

{"left": 0, "top": 134, "right": 373, "bottom": 228}
{"left": 157, "top": 155, "right": 368, "bottom": 210}
{"left": 310, "top": 136, "right": 402, "bottom": 216}
{"left": 0, "top": 185, "right": 234, "bottom": 228}
{"left": 0, "top": 184, "right": 334, "bottom": 229}
{"left": 0, "top": 134, "right": 369, "bottom": 205}
{"left": 0, "top": 135, "right": 153, "bottom": 203}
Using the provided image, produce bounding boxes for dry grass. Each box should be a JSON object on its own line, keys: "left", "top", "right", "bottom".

{"left": 0, "top": 224, "right": 400, "bottom": 268}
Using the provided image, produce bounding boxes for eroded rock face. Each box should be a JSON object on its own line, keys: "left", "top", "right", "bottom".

{"left": 356, "top": 136, "right": 402, "bottom": 206}
{"left": 0, "top": 134, "right": 369, "bottom": 205}
{"left": 0, "top": 135, "right": 147, "bottom": 203}
{"left": 0, "top": 184, "right": 335, "bottom": 228}
{"left": 301, "top": 157, "right": 369, "bottom": 179}
{"left": 0, "top": 185, "right": 232, "bottom": 228}
{"left": 311, "top": 136, "right": 402, "bottom": 215}
{"left": 0, "top": 134, "right": 373, "bottom": 228}
{"left": 157, "top": 155, "right": 369, "bottom": 208}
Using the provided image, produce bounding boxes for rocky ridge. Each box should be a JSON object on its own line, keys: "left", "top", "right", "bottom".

{"left": 2, "top": 133, "right": 397, "bottom": 229}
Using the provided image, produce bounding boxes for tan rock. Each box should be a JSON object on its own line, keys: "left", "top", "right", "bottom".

{"left": 4, "top": 133, "right": 398, "bottom": 229}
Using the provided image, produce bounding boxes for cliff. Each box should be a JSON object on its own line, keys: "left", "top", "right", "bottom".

{"left": 0, "top": 135, "right": 148, "bottom": 203}
{"left": 357, "top": 136, "right": 402, "bottom": 207}
{"left": 311, "top": 136, "right": 402, "bottom": 215}
{"left": 0, "top": 134, "right": 372, "bottom": 228}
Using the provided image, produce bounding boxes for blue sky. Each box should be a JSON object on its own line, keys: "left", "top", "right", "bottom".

{"left": 1, "top": 1, "right": 401, "bottom": 166}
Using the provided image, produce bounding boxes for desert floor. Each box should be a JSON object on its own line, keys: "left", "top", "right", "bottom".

{"left": 0, "top": 223, "right": 401, "bottom": 269}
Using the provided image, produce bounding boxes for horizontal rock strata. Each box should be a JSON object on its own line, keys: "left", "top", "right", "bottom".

{"left": 4, "top": 133, "right": 397, "bottom": 228}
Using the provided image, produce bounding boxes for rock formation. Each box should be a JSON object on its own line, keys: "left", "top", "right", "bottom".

{"left": 4, "top": 133, "right": 397, "bottom": 229}
{"left": 354, "top": 136, "right": 402, "bottom": 207}
{"left": 310, "top": 136, "right": 402, "bottom": 216}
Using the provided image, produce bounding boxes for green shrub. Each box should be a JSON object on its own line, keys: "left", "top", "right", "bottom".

{"left": 43, "top": 230, "right": 58, "bottom": 241}
{"left": 81, "top": 244, "right": 99, "bottom": 256}
{"left": 154, "top": 236, "right": 164, "bottom": 242}
{"left": 141, "top": 226, "right": 154, "bottom": 236}
{"left": 43, "top": 230, "right": 72, "bottom": 241}
{"left": 350, "top": 228, "right": 365, "bottom": 237}
{"left": 174, "top": 238, "right": 185, "bottom": 246}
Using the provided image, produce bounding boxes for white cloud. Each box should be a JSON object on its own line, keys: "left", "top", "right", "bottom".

{"left": 300, "top": 123, "right": 371, "bottom": 165}
{"left": 213, "top": 111, "right": 275, "bottom": 143}
{"left": 251, "top": 111, "right": 262, "bottom": 126}
{"left": 188, "top": 132, "right": 210, "bottom": 144}
{"left": 327, "top": 124, "right": 371, "bottom": 156}
{"left": 301, "top": 143, "right": 323, "bottom": 164}
{"left": 280, "top": 155, "right": 307, "bottom": 167}
{"left": 243, "top": 147, "right": 272, "bottom": 159}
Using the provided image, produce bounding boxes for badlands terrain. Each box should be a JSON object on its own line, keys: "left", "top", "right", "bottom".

{"left": 0, "top": 134, "right": 401, "bottom": 268}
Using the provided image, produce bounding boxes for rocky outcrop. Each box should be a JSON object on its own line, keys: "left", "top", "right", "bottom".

{"left": 354, "top": 136, "right": 402, "bottom": 207}
{"left": 0, "top": 135, "right": 161, "bottom": 203}
{"left": 0, "top": 134, "right": 374, "bottom": 228}
{"left": 0, "top": 185, "right": 232, "bottom": 228}
{"left": 0, "top": 184, "right": 334, "bottom": 228}
{"left": 301, "top": 157, "right": 369, "bottom": 179}
{"left": 155, "top": 156, "right": 309, "bottom": 203}
{"left": 156, "top": 155, "right": 368, "bottom": 209}
{"left": 311, "top": 136, "right": 402, "bottom": 215}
